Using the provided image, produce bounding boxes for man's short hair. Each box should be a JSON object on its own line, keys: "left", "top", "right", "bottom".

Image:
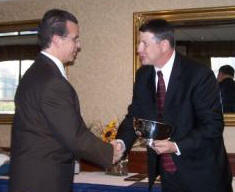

{"left": 219, "top": 65, "right": 234, "bottom": 77}
{"left": 38, "top": 9, "right": 78, "bottom": 50}
{"left": 139, "top": 19, "right": 175, "bottom": 48}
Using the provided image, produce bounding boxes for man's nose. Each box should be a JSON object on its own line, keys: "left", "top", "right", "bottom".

{"left": 76, "top": 42, "right": 81, "bottom": 51}
{"left": 137, "top": 45, "right": 142, "bottom": 54}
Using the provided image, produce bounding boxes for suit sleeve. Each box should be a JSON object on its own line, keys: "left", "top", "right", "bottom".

{"left": 40, "top": 78, "right": 113, "bottom": 168}
{"left": 177, "top": 69, "right": 224, "bottom": 156}
{"left": 116, "top": 68, "right": 145, "bottom": 153}
{"left": 116, "top": 105, "right": 138, "bottom": 153}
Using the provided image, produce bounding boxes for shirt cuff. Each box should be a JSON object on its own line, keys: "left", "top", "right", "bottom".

{"left": 174, "top": 142, "right": 181, "bottom": 156}
{"left": 115, "top": 139, "right": 126, "bottom": 153}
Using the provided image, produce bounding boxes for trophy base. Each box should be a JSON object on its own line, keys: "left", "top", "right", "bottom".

{"left": 105, "top": 159, "right": 128, "bottom": 176}
{"left": 146, "top": 138, "right": 154, "bottom": 147}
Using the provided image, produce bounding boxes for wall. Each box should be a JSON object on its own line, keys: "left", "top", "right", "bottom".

{"left": 0, "top": 0, "right": 235, "bottom": 152}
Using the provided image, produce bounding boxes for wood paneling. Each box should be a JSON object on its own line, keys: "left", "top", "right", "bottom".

{"left": 81, "top": 151, "right": 235, "bottom": 176}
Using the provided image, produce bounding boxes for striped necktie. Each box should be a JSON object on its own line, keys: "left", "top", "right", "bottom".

{"left": 156, "top": 71, "right": 177, "bottom": 173}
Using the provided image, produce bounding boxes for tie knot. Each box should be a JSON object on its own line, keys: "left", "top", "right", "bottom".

{"left": 157, "top": 71, "right": 163, "bottom": 78}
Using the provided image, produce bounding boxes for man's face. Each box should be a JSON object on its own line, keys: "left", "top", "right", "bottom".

{"left": 60, "top": 21, "right": 81, "bottom": 63}
{"left": 137, "top": 32, "right": 163, "bottom": 66}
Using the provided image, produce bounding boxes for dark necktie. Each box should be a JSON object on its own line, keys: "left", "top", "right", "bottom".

{"left": 156, "top": 71, "right": 177, "bottom": 173}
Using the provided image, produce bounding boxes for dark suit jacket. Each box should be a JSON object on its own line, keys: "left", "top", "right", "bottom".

{"left": 9, "top": 53, "right": 113, "bottom": 192}
{"left": 117, "top": 53, "right": 233, "bottom": 192}
{"left": 219, "top": 78, "right": 235, "bottom": 112}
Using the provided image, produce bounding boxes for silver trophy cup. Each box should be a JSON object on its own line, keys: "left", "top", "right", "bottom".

{"left": 133, "top": 118, "right": 172, "bottom": 147}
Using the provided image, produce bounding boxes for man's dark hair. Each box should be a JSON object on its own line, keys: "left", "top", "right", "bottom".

{"left": 219, "top": 65, "right": 234, "bottom": 77}
{"left": 139, "top": 19, "right": 175, "bottom": 48}
{"left": 38, "top": 9, "right": 78, "bottom": 49}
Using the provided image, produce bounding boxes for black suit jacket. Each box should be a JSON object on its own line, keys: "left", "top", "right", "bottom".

{"left": 9, "top": 54, "right": 113, "bottom": 192}
{"left": 219, "top": 78, "right": 235, "bottom": 112}
{"left": 117, "top": 53, "right": 233, "bottom": 192}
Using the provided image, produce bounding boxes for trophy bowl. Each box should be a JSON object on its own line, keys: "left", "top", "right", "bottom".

{"left": 133, "top": 118, "right": 172, "bottom": 146}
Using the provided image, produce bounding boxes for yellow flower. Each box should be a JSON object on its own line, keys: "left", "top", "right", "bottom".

{"left": 101, "top": 120, "right": 117, "bottom": 143}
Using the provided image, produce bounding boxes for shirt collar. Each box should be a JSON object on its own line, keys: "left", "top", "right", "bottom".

{"left": 154, "top": 50, "right": 175, "bottom": 89}
{"left": 41, "top": 51, "right": 67, "bottom": 80}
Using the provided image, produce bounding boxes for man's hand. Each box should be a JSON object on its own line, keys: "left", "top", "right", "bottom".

{"left": 110, "top": 140, "right": 125, "bottom": 164}
{"left": 151, "top": 139, "right": 177, "bottom": 155}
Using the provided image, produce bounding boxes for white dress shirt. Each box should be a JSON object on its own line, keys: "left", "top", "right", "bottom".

{"left": 154, "top": 50, "right": 181, "bottom": 155}
{"left": 154, "top": 50, "right": 175, "bottom": 90}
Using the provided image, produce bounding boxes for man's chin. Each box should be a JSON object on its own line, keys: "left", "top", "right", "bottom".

{"left": 141, "top": 63, "right": 152, "bottom": 66}
{"left": 70, "top": 54, "right": 78, "bottom": 63}
{"left": 140, "top": 60, "right": 146, "bottom": 65}
{"left": 140, "top": 59, "right": 151, "bottom": 66}
{"left": 65, "top": 57, "right": 77, "bottom": 66}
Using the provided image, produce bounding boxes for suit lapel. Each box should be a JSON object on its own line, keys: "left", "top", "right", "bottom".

{"left": 145, "top": 67, "right": 158, "bottom": 120}
{"left": 164, "top": 53, "right": 182, "bottom": 122}
{"left": 38, "top": 53, "right": 64, "bottom": 77}
{"left": 38, "top": 53, "right": 78, "bottom": 101}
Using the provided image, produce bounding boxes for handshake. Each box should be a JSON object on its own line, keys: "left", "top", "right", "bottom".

{"left": 110, "top": 140, "right": 125, "bottom": 164}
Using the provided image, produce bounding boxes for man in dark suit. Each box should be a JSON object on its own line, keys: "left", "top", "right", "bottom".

{"left": 217, "top": 65, "right": 235, "bottom": 112}
{"left": 116, "top": 19, "right": 233, "bottom": 192}
{"left": 9, "top": 9, "right": 123, "bottom": 192}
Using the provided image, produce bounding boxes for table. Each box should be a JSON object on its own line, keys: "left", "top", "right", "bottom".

{"left": 0, "top": 172, "right": 161, "bottom": 192}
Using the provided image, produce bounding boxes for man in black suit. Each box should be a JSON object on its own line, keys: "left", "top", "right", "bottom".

{"left": 9, "top": 9, "right": 123, "bottom": 192}
{"left": 217, "top": 65, "right": 235, "bottom": 112}
{"left": 116, "top": 19, "right": 233, "bottom": 192}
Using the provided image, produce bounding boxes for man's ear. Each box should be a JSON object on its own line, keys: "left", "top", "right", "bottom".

{"left": 51, "top": 35, "right": 61, "bottom": 48}
{"left": 160, "top": 39, "right": 171, "bottom": 52}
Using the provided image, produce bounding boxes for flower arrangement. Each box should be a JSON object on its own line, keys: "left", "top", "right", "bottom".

{"left": 101, "top": 120, "right": 118, "bottom": 143}
{"left": 88, "top": 119, "right": 144, "bottom": 148}
{"left": 88, "top": 119, "right": 128, "bottom": 176}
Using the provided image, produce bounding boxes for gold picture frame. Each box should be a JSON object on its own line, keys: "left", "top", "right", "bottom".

{"left": 133, "top": 6, "right": 235, "bottom": 127}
